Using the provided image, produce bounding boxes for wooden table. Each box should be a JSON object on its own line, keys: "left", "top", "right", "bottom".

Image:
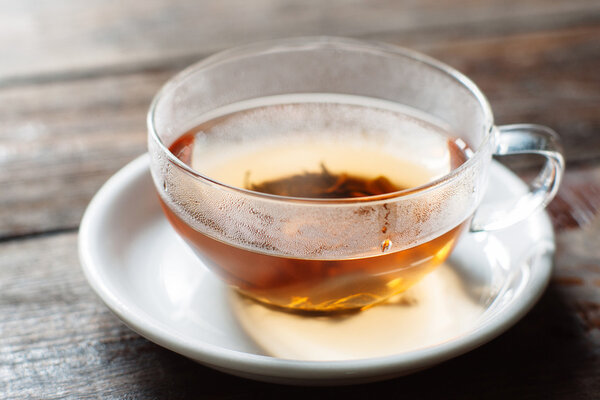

{"left": 2, "top": 1, "right": 599, "bottom": 397}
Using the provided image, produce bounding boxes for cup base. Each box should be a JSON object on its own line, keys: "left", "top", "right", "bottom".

{"left": 230, "top": 257, "right": 449, "bottom": 315}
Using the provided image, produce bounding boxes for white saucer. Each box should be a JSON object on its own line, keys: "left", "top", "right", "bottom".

{"left": 79, "top": 154, "right": 555, "bottom": 385}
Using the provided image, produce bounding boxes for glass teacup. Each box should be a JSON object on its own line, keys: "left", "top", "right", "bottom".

{"left": 148, "top": 37, "right": 563, "bottom": 314}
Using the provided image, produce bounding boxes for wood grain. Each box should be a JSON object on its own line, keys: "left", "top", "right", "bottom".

{"left": 425, "top": 25, "right": 600, "bottom": 163}
{"left": 548, "top": 165, "right": 600, "bottom": 230}
{"left": 2, "top": 0, "right": 600, "bottom": 83}
{"left": 0, "top": 72, "right": 167, "bottom": 238}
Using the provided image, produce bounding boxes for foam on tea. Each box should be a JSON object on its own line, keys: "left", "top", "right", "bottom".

{"left": 162, "top": 94, "right": 472, "bottom": 313}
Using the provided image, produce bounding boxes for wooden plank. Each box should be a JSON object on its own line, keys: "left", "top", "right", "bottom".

{"left": 422, "top": 25, "right": 600, "bottom": 163}
{"left": 1, "top": 0, "right": 600, "bottom": 82}
{"left": 0, "top": 218, "right": 598, "bottom": 397}
{"left": 547, "top": 165, "right": 600, "bottom": 231}
{"left": 0, "top": 24, "right": 598, "bottom": 238}
{"left": 0, "top": 233, "right": 244, "bottom": 398}
{"left": 0, "top": 71, "right": 168, "bottom": 237}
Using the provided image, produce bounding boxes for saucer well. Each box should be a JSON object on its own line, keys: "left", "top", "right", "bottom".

{"left": 79, "top": 154, "right": 555, "bottom": 385}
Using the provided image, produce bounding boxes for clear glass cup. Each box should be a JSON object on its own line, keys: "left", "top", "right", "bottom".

{"left": 148, "top": 37, "right": 563, "bottom": 314}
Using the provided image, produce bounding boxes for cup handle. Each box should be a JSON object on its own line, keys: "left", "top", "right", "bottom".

{"left": 470, "top": 124, "right": 565, "bottom": 232}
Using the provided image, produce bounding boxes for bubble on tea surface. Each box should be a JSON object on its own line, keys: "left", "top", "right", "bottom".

{"left": 381, "top": 239, "right": 392, "bottom": 253}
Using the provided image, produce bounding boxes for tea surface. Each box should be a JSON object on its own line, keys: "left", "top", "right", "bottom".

{"left": 170, "top": 95, "right": 469, "bottom": 197}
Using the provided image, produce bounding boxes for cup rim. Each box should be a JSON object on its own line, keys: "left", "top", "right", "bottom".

{"left": 147, "top": 36, "right": 495, "bottom": 205}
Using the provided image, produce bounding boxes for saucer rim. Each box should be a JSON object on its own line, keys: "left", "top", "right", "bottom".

{"left": 79, "top": 154, "right": 554, "bottom": 381}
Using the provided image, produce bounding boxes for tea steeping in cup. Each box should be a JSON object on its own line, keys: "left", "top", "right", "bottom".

{"left": 148, "top": 37, "right": 563, "bottom": 313}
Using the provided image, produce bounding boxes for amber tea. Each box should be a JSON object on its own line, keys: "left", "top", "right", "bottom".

{"left": 158, "top": 95, "right": 471, "bottom": 313}
{"left": 149, "top": 39, "right": 564, "bottom": 316}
